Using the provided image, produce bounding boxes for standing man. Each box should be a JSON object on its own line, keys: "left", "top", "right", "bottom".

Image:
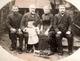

{"left": 54, "top": 5, "right": 73, "bottom": 55}
{"left": 41, "top": 6, "right": 57, "bottom": 54}
{"left": 20, "top": 4, "right": 40, "bottom": 53}
{"left": 6, "top": 6, "right": 23, "bottom": 53}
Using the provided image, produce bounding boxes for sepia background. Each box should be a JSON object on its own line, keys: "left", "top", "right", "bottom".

{"left": 0, "top": 0, "right": 80, "bottom": 61}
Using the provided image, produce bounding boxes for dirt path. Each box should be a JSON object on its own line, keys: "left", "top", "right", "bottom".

{"left": 0, "top": 34, "right": 79, "bottom": 61}
{"left": 13, "top": 52, "right": 65, "bottom": 61}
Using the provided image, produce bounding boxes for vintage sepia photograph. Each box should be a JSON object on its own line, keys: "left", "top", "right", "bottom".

{"left": 0, "top": 0, "right": 80, "bottom": 61}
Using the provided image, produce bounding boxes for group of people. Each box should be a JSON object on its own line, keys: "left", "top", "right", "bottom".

{"left": 6, "top": 4, "right": 73, "bottom": 55}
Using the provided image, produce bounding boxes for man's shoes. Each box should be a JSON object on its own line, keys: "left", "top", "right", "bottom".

{"left": 68, "top": 51, "right": 73, "bottom": 55}
{"left": 58, "top": 52, "right": 63, "bottom": 55}
{"left": 18, "top": 51, "right": 22, "bottom": 54}
{"left": 18, "top": 48, "right": 23, "bottom": 54}
{"left": 26, "top": 50, "right": 29, "bottom": 53}
{"left": 48, "top": 52, "right": 54, "bottom": 56}
{"left": 10, "top": 48, "right": 15, "bottom": 51}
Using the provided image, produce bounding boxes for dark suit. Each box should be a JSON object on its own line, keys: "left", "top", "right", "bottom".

{"left": 54, "top": 13, "right": 73, "bottom": 54}
{"left": 6, "top": 12, "right": 23, "bottom": 51}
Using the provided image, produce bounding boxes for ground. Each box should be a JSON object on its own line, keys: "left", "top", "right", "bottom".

{"left": 0, "top": 34, "right": 80, "bottom": 61}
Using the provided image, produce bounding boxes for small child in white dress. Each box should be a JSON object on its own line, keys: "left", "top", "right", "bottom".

{"left": 23, "top": 21, "right": 39, "bottom": 53}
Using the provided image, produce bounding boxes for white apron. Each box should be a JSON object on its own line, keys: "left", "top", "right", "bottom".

{"left": 26, "top": 27, "right": 39, "bottom": 45}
